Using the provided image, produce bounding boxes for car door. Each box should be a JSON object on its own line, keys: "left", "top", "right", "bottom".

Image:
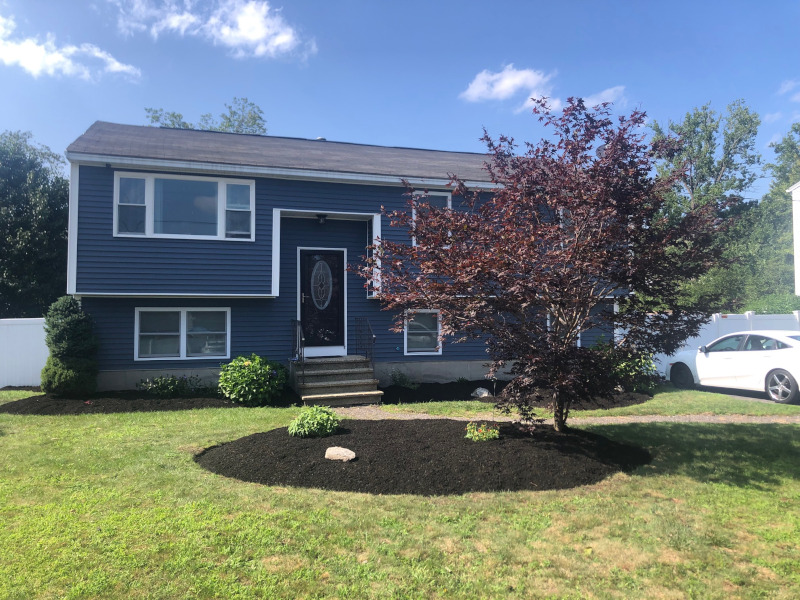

{"left": 695, "top": 334, "right": 746, "bottom": 387}
{"left": 737, "top": 334, "right": 785, "bottom": 391}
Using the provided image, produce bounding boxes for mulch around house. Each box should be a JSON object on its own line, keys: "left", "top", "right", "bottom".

{"left": 194, "top": 419, "right": 651, "bottom": 496}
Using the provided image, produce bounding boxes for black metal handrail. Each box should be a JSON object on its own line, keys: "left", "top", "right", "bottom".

{"left": 354, "top": 316, "right": 376, "bottom": 368}
{"left": 291, "top": 319, "right": 305, "bottom": 379}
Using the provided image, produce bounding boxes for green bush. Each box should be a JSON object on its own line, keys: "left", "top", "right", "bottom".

{"left": 217, "top": 354, "right": 288, "bottom": 406}
{"left": 40, "top": 296, "right": 98, "bottom": 397}
{"left": 595, "top": 341, "right": 659, "bottom": 395}
{"left": 137, "top": 374, "right": 218, "bottom": 398}
{"left": 741, "top": 293, "right": 800, "bottom": 315}
{"left": 288, "top": 405, "right": 341, "bottom": 438}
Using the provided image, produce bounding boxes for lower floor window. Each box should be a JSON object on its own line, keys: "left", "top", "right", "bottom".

{"left": 135, "top": 307, "right": 230, "bottom": 360}
{"left": 405, "top": 310, "right": 441, "bottom": 355}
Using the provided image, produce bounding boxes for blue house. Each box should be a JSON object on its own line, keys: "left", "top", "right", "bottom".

{"left": 65, "top": 122, "right": 499, "bottom": 399}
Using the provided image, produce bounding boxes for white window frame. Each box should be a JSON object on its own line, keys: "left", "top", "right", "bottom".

{"left": 134, "top": 307, "right": 231, "bottom": 361}
{"left": 114, "top": 172, "right": 255, "bottom": 241}
{"left": 404, "top": 309, "right": 442, "bottom": 356}
{"left": 411, "top": 191, "right": 451, "bottom": 247}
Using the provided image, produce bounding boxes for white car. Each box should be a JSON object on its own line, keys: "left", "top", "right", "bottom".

{"left": 667, "top": 330, "right": 800, "bottom": 404}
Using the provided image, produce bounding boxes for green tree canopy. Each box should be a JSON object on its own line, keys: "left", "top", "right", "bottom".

{"left": 145, "top": 97, "right": 267, "bottom": 135}
{"left": 0, "top": 131, "right": 69, "bottom": 318}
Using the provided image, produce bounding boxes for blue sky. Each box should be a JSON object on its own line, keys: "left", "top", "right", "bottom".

{"left": 1, "top": 0, "right": 799, "bottom": 198}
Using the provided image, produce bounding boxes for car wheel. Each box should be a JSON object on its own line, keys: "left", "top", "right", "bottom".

{"left": 766, "top": 370, "right": 799, "bottom": 404}
{"left": 670, "top": 363, "right": 694, "bottom": 389}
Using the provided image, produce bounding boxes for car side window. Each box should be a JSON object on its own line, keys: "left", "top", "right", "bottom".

{"left": 706, "top": 335, "right": 745, "bottom": 352}
{"left": 744, "top": 335, "right": 789, "bottom": 351}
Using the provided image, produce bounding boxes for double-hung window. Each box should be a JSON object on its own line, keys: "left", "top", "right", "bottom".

{"left": 135, "top": 308, "right": 230, "bottom": 360}
{"left": 114, "top": 173, "right": 255, "bottom": 241}
{"left": 404, "top": 309, "right": 442, "bottom": 355}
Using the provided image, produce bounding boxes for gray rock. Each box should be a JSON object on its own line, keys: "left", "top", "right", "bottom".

{"left": 471, "top": 387, "right": 491, "bottom": 398}
{"left": 325, "top": 446, "right": 356, "bottom": 462}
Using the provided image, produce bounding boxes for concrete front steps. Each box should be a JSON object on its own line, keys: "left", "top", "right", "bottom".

{"left": 295, "top": 355, "right": 383, "bottom": 407}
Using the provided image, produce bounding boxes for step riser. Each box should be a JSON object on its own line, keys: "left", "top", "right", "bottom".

{"left": 297, "top": 369, "right": 374, "bottom": 384}
{"left": 299, "top": 382, "right": 379, "bottom": 395}
{"left": 308, "top": 395, "right": 383, "bottom": 407}
{"left": 299, "top": 359, "right": 371, "bottom": 373}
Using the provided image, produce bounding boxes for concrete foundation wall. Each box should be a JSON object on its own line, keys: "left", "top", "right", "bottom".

{"left": 97, "top": 367, "right": 221, "bottom": 392}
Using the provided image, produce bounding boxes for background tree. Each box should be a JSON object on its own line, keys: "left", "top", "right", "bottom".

{"left": 651, "top": 100, "right": 762, "bottom": 311}
{"left": 145, "top": 97, "right": 267, "bottom": 134}
{"left": 360, "top": 100, "right": 732, "bottom": 431}
{"left": 0, "top": 131, "right": 69, "bottom": 318}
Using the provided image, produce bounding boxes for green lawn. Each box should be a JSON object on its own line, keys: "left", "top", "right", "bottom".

{"left": 381, "top": 385, "right": 800, "bottom": 420}
{"left": 1, "top": 390, "right": 799, "bottom": 598}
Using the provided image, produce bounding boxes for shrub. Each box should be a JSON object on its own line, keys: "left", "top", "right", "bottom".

{"left": 288, "top": 405, "right": 341, "bottom": 438}
{"left": 218, "top": 354, "right": 288, "bottom": 406}
{"left": 40, "top": 296, "right": 98, "bottom": 397}
{"left": 390, "top": 368, "right": 417, "bottom": 389}
{"left": 742, "top": 293, "right": 800, "bottom": 315}
{"left": 137, "top": 374, "right": 218, "bottom": 398}
{"left": 465, "top": 421, "right": 500, "bottom": 442}
{"left": 595, "top": 341, "right": 659, "bottom": 395}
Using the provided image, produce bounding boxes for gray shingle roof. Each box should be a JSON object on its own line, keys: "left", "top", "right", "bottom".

{"left": 66, "top": 121, "right": 493, "bottom": 184}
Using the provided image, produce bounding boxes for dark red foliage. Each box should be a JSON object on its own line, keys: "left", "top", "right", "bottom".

{"left": 357, "top": 99, "right": 734, "bottom": 430}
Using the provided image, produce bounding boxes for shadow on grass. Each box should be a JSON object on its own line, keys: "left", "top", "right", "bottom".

{"left": 589, "top": 422, "right": 800, "bottom": 489}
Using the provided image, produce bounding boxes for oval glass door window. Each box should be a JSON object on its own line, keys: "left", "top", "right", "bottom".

{"left": 311, "top": 259, "right": 333, "bottom": 310}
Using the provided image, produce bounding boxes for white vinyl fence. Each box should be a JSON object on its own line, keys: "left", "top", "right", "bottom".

{"left": 0, "top": 318, "right": 48, "bottom": 387}
{"left": 654, "top": 311, "right": 800, "bottom": 377}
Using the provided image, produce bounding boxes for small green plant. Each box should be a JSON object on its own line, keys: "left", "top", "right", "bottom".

{"left": 40, "top": 296, "right": 98, "bottom": 397}
{"left": 288, "top": 405, "right": 341, "bottom": 438}
{"left": 465, "top": 421, "right": 500, "bottom": 442}
{"left": 456, "top": 377, "right": 469, "bottom": 383}
{"left": 218, "top": 354, "right": 288, "bottom": 406}
{"left": 137, "top": 374, "right": 218, "bottom": 398}
{"left": 390, "top": 368, "right": 418, "bottom": 389}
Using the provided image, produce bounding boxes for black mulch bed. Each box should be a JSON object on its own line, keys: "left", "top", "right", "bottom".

{"left": 195, "top": 419, "right": 651, "bottom": 496}
{"left": 0, "top": 379, "right": 649, "bottom": 415}
{"left": 380, "top": 380, "right": 650, "bottom": 411}
{"left": 0, "top": 388, "right": 301, "bottom": 415}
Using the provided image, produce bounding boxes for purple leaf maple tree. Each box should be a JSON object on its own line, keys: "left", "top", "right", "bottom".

{"left": 358, "top": 99, "right": 735, "bottom": 431}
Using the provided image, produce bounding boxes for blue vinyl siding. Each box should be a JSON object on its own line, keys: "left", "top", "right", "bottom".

{"left": 75, "top": 166, "right": 272, "bottom": 295}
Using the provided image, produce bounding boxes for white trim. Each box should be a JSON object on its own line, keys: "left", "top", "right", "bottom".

{"left": 67, "top": 153, "right": 501, "bottom": 190}
{"left": 67, "top": 163, "right": 80, "bottom": 295}
{"left": 74, "top": 292, "right": 274, "bottom": 298}
{"left": 113, "top": 171, "right": 256, "bottom": 242}
{"left": 404, "top": 309, "right": 442, "bottom": 356}
{"left": 271, "top": 209, "right": 380, "bottom": 299}
{"left": 411, "top": 191, "right": 451, "bottom": 247}
{"left": 134, "top": 307, "right": 231, "bottom": 361}
{"left": 297, "top": 247, "right": 348, "bottom": 358}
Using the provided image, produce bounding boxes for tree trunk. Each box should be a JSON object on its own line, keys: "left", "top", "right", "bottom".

{"left": 552, "top": 390, "right": 569, "bottom": 432}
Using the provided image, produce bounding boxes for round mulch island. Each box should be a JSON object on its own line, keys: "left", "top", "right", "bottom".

{"left": 195, "top": 419, "right": 651, "bottom": 496}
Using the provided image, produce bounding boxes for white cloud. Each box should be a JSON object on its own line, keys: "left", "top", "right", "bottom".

{"left": 778, "top": 79, "right": 800, "bottom": 95}
{"left": 460, "top": 64, "right": 562, "bottom": 113}
{"left": 582, "top": 85, "right": 626, "bottom": 108}
{"left": 110, "top": 0, "right": 316, "bottom": 59}
{"left": 0, "top": 14, "right": 140, "bottom": 80}
{"left": 763, "top": 111, "right": 783, "bottom": 123}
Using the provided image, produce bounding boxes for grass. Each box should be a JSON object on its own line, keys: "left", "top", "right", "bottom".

{"left": 0, "top": 389, "right": 33, "bottom": 405}
{"left": 1, "top": 391, "right": 800, "bottom": 598}
{"left": 380, "top": 385, "right": 800, "bottom": 420}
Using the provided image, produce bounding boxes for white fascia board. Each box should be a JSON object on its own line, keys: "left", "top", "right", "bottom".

{"left": 67, "top": 163, "right": 79, "bottom": 295}
{"left": 787, "top": 180, "right": 800, "bottom": 195}
{"left": 64, "top": 152, "right": 501, "bottom": 190}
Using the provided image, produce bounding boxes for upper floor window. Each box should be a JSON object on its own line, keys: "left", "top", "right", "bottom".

{"left": 114, "top": 173, "right": 255, "bottom": 241}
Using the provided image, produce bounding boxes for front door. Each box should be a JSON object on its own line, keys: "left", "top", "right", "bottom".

{"left": 299, "top": 249, "right": 346, "bottom": 357}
